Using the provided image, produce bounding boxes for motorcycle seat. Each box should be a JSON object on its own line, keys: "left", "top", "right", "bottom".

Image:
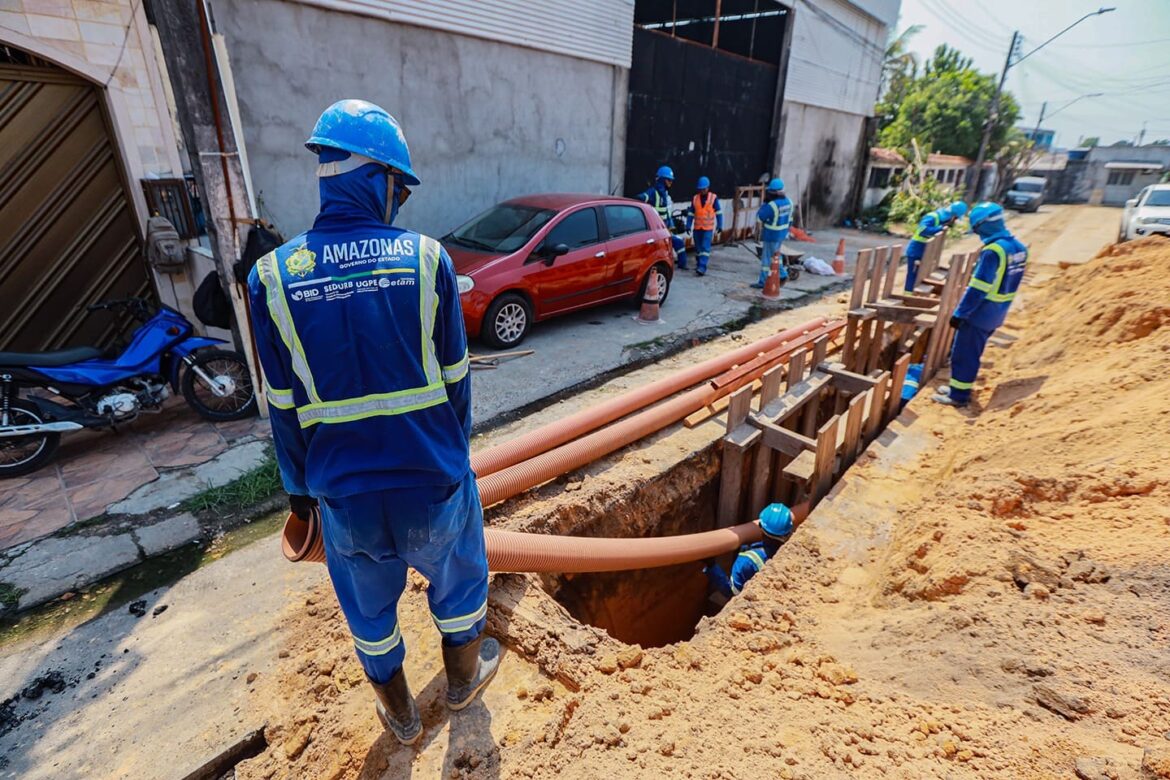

{"left": 0, "top": 347, "right": 103, "bottom": 367}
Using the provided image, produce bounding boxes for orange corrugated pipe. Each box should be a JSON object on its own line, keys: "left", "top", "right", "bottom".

{"left": 469, "top": 317, "right": 828, "bottom": 478}
{"left": 475, "top": 321, "right": 843, "bottom": 507}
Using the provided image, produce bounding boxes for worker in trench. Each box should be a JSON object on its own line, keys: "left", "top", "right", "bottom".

{"left": 247, "top": 99, "right": 498, "bottom": 747}
{"left": 636, "top": 165, "right": 689, "bottom": 269}
{"left": 933, "top": 202, "right": 1028, "bottom": 407}
{"left": 903, "top": 200, "right": 968, "bottom": 291}
{"left": 704, "top": 503, "right": 800, "bottom": 601}
{"left": 754, "top": 178, "right": 793, "bottom": 289}
{"left": 685, "top": 176, "right": 724, "bottom": 276}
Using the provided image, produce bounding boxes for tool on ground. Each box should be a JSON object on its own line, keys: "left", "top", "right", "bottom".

{"left": 634, "top": 269, "right": 663, "bottom": 324}
{"left": 762, "top": 253, "right": 783, "bottom": 300}
{"left": 833, "top": 238, "right": 846, "bottom": 275}
{"left": 469, "top": 349, "right": 534, "bottom": 368}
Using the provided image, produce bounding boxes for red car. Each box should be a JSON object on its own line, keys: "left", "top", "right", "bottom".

{"left": 442, "top": 194, "right": 675, "bottom": 348}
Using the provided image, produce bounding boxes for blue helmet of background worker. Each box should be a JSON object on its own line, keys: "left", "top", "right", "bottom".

{"left": 949, "top": 200, "right": 969, "bottom": 219}
{"left": 705, "top": 503, "right": 795, "bottom": 598}
{"left": 637, "top": 166, "right": 688, "bottom": 268}
{"left": 935, "top": 201, "right": 1028, "bottom": 407}
{"left": 903, "top": 199, "right": 969, "bottom": 292}
{"left": 697, "top": 176, "right": 711, "bottom": 191}
{"left": 767, "top": 177, "right": 784, "bottom": 193}
{"left": 657, "top": 165, "right": 675, "bottom": 186}
{"left": 248, "top": 98, "right": 498, "bottom": 748}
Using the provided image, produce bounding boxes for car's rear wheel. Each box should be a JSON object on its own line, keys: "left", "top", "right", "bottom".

{"left": 482, "top": 293, "right": 533, "bottom": 349}
{"left": 636, "top": 263, "right": 671, "bottom": 308}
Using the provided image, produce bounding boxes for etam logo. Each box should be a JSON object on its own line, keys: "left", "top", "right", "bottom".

{"left": 290, "top": 287, "right": 321, "bottom": 302}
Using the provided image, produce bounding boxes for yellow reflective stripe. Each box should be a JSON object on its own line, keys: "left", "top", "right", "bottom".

{"left": 986, "top": 291, "right": 1016, "bottom": 303}
{"left": 763, "top": 201, "right": 785, "bottom": 230}
{"left": 967, "top": 278, "right": 994, "bottom": 292}
{"left": 432, "top": 600, "right": 488, "bottom": 634}
{"left": 297, "top": 382, "right": 447, "bottom": 427}
{"left": 988, "top": 242, "right": 1009, "bottom": 294}
{"left": 442, "top": 350, "right": 469, "bottom": 384}
{"left": 257, "top": 251, "right": 321, "bottom": 404}
{"left": 265, "top": 384, "right": 295, "bottom": 410}
{"left": 353, "top": 625, "right": 402, "bottom": 657}
{"left": 949, "top": 378, "right": 974, "bottom": 390}
{"left": 742, "top": 549, "right": 767, "bottom": 572}
{"left": 419, "top": 237, "right": 441, "bottom": 386}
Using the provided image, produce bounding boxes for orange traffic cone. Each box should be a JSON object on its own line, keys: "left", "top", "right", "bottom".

{"left": 832, "top": 238, "right": 846, "bottom": 275}
{"left": 762, "top": 252, "right": 783, "bottom": 300}
{"left": 634, "top": 268, "right": 663, "bottom": 324}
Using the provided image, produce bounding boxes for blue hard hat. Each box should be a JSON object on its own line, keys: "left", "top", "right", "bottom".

{"left": 949, "top": 200, "right": 969, "bottom": 219}
{"left": 697, "top": 176, "right": 711, "bottom": 189}
{"left": 968, "top": 202, "right": 1004, "bottom": 230}
{"left": 306, "top": 99, "right": 420, "bottom": 185}
{"left": 759, "top": 503, "right": 794, "bottom": 538}
{"left": 656, "top": 165, "right": 675, "bottom": 180}
{"left": 767, "top": 177, "right": 784, "bottom": 192}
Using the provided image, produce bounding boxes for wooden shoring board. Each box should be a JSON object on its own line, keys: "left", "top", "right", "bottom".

{"left": 889, "top": 292, "right": 942, "bottom": 308}
{"left": 816, "top": 362, "right": 880, "bottom": 394}
{"left": 868, "top": 301, "right": 932, "bottom": 323}
{"left": 746, "top": 365, "right": 785, "bottom": 516}
{"left": 923, "top": 256, "right": 961, "bottom": 378}
{"left": 842, "top": 391, "right": 868, "bottom": 468}
{"left": 865, "top": 371, "right": 891, "bottom": 443}
{"left": 756, "top": 372, "right": 833, "bottom": 427}
{"left": 886, "top": 353, "right": 911, "bottom": 424}
{"left": 812, "top": 415, "right": 841, "bottom": 505}
{"left": 717, "top": 385, "right": 757, "bottom": 526}
{"left": 882, "top": 243, "right": 904, "bottom": 299}
{"left": 841, "top": 248, "right": 873, "bottom": 370}
{"left": 684, "top": 378, "right": 763, "bottom": 428}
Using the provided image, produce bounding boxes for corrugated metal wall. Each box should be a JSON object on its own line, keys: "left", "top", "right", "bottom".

{"left": 286, "top": 0, "right": 635, "bottom": 67}
{"left": 783, "top": 0, "right": 886, "bottom": 117}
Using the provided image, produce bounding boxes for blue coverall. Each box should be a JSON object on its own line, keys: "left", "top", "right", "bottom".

{"left": 247, "top": 163, "right": 486, "bottom": 685}
{"left": 638, "top": 180, "right": 688, "bottom": 269}
{"left": 756, "top": 197, "right": 793, "bottom": 286}
{"left": 899, "top": 362, "right": 925, "bottom": 412}
{"left": 706, "top": 542, "right": 774, "bottom": 597}
{"left": 685, "top": 193, "right": 723, "bottom": 275}
{"left": 904, "top": 208, "right": 954, "bottom": 291}
{"left": 946, "top": 232, "right": 1028, "bottom": 404}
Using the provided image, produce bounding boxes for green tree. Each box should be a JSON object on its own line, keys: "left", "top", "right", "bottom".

{"left": 877, "top": 25, "right": 923, "bottom": 127}
{"left": 878, "top": 44, "right": 1021, "bottom": 159}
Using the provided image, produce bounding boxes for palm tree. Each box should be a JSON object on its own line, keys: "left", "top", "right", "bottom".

{"left": 882, "top": 25, "right": 923, "bottom": 97}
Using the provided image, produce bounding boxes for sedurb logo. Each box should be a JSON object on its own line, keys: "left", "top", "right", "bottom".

{"left": 285, "top": 246, "right": 317, "bottom": 278}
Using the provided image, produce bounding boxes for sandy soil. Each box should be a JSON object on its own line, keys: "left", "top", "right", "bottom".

{"left": 238, "top": 235, "right": 1170, "bottom": 779}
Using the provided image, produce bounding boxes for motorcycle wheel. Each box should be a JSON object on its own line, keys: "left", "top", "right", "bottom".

{"left": 0, "top": 400, "right": 60, "bottom": 478}
{"left": 182, "top": 349, "right": 258, "bottom": 422}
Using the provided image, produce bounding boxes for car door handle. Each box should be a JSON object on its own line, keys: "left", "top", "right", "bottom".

{"left": 645, "top": 238, "right": 654, "bottom": 244}
{"left": 594, "top": 251, "right": 606, "bottom": 258}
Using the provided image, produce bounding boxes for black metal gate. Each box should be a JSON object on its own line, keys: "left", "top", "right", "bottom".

{"left": 624, "top": 27, "right": 779, "bottom": 199}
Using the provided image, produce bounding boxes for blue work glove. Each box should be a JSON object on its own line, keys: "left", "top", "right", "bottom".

{"left": 949, "top": 315, "right": 964, "bottom": 330}
{"left": 289, "top": 494, "right": 318, "bottom": 520}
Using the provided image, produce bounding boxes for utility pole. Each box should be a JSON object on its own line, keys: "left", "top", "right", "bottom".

{"left": 1031, "top": 101, "right": 1048, "bottom": 149}
{"left": 1137, "top": 121, "right": 1147, "bottom": 146}
{"left": 966, "top": 30, "right": 1019, "bottom": 202}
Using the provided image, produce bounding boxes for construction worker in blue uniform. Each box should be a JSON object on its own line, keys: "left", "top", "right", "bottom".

{"left": 933, "top": 202, "right": 1028, "bottom": 407}
{"left": 754, "top": 178, "right": 792, "bottom": 288}
{"left": 247, "top": 99, "right": 498, "bottom": 747}
{"left": 904, "top": 201, "right": 967, "bottom": 291}
{"left": 705, "top": 503, "right": 794, "bottom": 598}
{"left": 636, "top": 165, "right": 688, "bottom": 269}
{"left": 899, "top": 362, "right": 925, "bottom": 412}
{"left": 685, "top": 176, "right": 723, "bottom": 276}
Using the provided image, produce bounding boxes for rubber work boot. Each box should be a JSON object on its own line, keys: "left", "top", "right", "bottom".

{"left": 370, "top": 670, "right": 422, "bottom": 746}
{"left": 442, "top": 635, "right": 500, "bottom": 711}
{"left": 750, "top": 269, "right": 767, "bottom": 289}
{"left": 931, "top": 389, "right": 967, "bottom": 407}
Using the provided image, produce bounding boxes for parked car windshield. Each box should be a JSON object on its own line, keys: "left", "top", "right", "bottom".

{"left": 447, "top": 205, "right": 556, "bottom": 253}
{"left": 1143, "top": 190, "right": 1170, "bottom": 207}
{"left": 1012, "top": 181, "right": 1043, "bottom": 193}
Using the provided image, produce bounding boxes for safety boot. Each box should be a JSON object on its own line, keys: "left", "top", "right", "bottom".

{"left": 370, "top": 669, "right": 422, "bottom": 746}
{"left": 442, "top": 635, "right": 500, "bottom": 711}
{"left": 931, "top": 389, "right": 968, "bottom": 408}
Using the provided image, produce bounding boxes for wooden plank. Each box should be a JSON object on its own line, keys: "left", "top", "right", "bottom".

{"left": 785, "top": 348, "right": 807, "bottom": 391}
{"left": 752, "top": 417, "right": 817, "bottom": 458}
{"left": 888, "top": 293, "right": 941, "bottom": 308}
{"left": 810, "top": 334, "right": 830, "bottom": 370}
{"left": 782, "top": 449, "right": 816, "bottom": 483}
{"left": 758, "top": 365, "right": 783, "bottom": 411}
{"left": 886, "top": 354, "right": 911, "bottom": 423}
{"left": 684, "top": 379, "right": 762, "bottom": 428}
{"left": 868, "top": 301, "right": 932, "bottom": 323}
{"left": 725, "top": 384, "right": 754, "bottom": 434}
{"left": 866, "top": 319, "right": 887, "bottom": 374}
{"left": 843, "top": 391, "right": 867, "bottom": 466}
{"left": 717, "top": 423, "right": 759, "bottom": 526}
{"left": 866, "top": 246, "right": 889, "bottom": 304}
{"left": 848, "top": 248, "right": 872, "bottom": 309}
{"left": 812, "top": 415, "right": 840, "bottom": 503}
{"left": 747, "top": 439, "right": 773, "bottom": 519}
{"left": 865, "top": 371, "right": 890, "bottom": 442}
{"left": 882, "top": 244, "right": 900, "bottom": 298}
{"left": 757, "top": 372, "right": 832, "bottom": 424}
{"left": 816, "top": 362, "right": 879, "bottom": 393}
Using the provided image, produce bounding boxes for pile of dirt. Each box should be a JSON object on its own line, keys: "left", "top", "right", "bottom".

{"left": 239, "top": 237, "right": 1170, "bottom": 779}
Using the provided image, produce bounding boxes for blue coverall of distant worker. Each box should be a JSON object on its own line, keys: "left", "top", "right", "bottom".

{"left": 754, "top": 178, "right": 793, "bottom": 288}
{"left": 898, "top": 362, "right": 925, "bottom": 412}
{"left": 933, "top": 202, "right": 1028, "bottom": 407}
{"left": 637, "top": 165, "right": 688, "bottom": 269}
{"left": 705, "top": 503, "right": 794, "bottom": 598}
{"left": 247, "top": 99, "right": 498, "bottom": 747}
{"left": 685, "top": 176, "right": 723, "bottom": 276}
{"left": 904, "top": 201, "right": 968, "bottom": 291}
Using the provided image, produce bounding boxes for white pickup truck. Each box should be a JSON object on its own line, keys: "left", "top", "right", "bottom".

{"left": 1120, "top": 183, "right": 1170, "bottom": 241}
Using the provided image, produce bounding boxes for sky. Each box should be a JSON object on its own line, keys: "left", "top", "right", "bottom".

{"left": 893, "top": 0, "right": 1170, "bottom": 148}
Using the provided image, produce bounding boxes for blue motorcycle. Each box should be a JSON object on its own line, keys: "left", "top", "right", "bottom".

{"left": 0, "top": 298, "right": 256, "bottom": 477}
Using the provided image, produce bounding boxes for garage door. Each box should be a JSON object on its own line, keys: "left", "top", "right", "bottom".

{"left": 0, "top": 59, "right": 149, "bottom": 352}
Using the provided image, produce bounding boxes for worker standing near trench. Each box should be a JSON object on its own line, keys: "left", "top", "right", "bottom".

{"left": 636, "top": 165, "right": 689, "bottom": 269}
{"left": 705, "top": 503, "right": 795, "bottom": 599}
{"left": 754, "top": 178, "right": 792, "bottom": 289}
{"left": 686, "top": 176, "right": 723, "bottom": 276}
{"left": 933, "top": 202, "right": 1028, "bottom": 407}
{"left": 904, "top": 201, "right": 968, "bottom": 291}
{"left": 247, "top": 99, "right": 498, "bottom": 747}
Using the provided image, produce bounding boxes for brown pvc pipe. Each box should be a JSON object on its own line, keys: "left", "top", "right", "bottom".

{"left": 475, "top": 321, "right": 844, "bottom": 508}
{"left": 469, "top": 317, "right": 828, "bottom": 478}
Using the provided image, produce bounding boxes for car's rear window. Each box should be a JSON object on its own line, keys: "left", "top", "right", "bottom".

{"left": 1144, "top": 190, "right": 1170, "bottom": 207}
{"left": 545, "top": 208, "right": 601, "bottom": 249}
{"left": 605, "top": 205, "right": 649, "bottom": 238}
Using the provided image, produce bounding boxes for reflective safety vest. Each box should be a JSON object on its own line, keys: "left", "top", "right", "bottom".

{"left": 255, "top": 235, "right": 460, "bottom": 429}
{"left": 968, "top": 240, "right": 1027, "bottom": 305}
{"left": 650, "top": 189, "right": 672, "bottom": 219}
{"left": 691, "top": 192, "right": 718, "bottom": 231}
{"left": 758, "top": 198, "right": 792, "bottom": 240}
{"left": 911, "top": 208, "right": 950, "bottom": 244}
{"left": 954, "top": 235, "right": 1028, "bottom": 332}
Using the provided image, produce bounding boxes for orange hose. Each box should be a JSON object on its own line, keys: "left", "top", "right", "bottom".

{"left": 469, "top": 318, "right": 828, "bottom": 477}
{"left": 475, "top": 321, "right": 843, "bottom": 507}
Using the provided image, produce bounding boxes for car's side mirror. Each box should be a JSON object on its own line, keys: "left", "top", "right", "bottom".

{"left": 540, "top": 242, "right": 570, "bottom": 265}
{"left": 1126, "top": 199, "right": 1138, "bottom": 208}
